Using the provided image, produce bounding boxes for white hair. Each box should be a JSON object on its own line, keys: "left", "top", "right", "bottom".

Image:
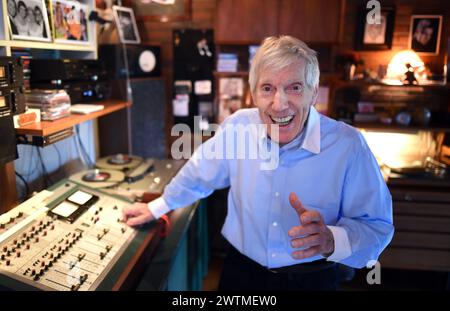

{"left": 249, "top": 36, "right": 320, "bottom": 94}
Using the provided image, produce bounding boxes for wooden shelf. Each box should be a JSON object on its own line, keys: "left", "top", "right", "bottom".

{"left": 0, "top": 40, "right": 96, "bottom": 52}
{"left": 16, "top": 99, "right": 131, "bottom": 137}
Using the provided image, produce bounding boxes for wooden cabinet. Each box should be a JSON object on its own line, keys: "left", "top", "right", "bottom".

{"left": 380, "top": 178, "right": 450, "bottom": 272}
{"left": 277, "top": 0, "right": 343, "bottom": 43}
{"left": 215, "top": 0, "right": 344, "bottom": 44}
{"left": 215, "top": 0, "right": 279, "bottom": 44}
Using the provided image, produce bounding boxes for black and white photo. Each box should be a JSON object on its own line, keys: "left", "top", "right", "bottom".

{"left": 113, "top": 6, "right": 140, "bottom": 44}
{"left": 355, "top": 6, "right": 395, "bottom": 51}
{"left": 7, "top": 0, "right": 51, "bottom": 42}
{"left": 409, "top": 15, "right": 443, "bottom": 55}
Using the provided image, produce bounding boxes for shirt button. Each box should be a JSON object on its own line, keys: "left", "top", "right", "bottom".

{"left": 275, "top": 192, "right": 280, "bottom": 197}
{"left": 271, "top": 253, "right": 276, "bottom": 258}
{"left": 272, "top": 222, "right": 278, "bottom": 227}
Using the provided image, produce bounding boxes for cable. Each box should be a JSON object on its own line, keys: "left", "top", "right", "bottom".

{"left": 76, "top": 125, "right": 94, "bottom": 168}
{"left": 15, "top": 171, "right": 30, "bottom": 199}
{"left": 53, "top": 144, "right": 63, "bottom": 169}
{"left": 37, "top": 147, "right": 53, "bottom": 187}
{"left": 73, "top": 131, "right": 89, "bottom": 167}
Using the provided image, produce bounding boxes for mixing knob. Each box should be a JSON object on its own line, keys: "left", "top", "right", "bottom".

{"left": 80, "top": 274, "right": 88, "bottom": 284}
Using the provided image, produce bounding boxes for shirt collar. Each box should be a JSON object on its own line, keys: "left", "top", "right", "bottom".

{"left": 257, "top": 105, "right": 321, "bottom": 154}
{"left": 300, "top": 105, "right": 321, "bottom": 154}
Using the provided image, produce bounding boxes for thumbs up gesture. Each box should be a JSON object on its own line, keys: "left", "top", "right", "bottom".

{"left": 288, "top": 192, "right": 335, "bottom": 260}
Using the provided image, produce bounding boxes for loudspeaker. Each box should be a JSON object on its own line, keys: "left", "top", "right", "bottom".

{"left": 99, "top": 44, "right": 161, "bottom": 79}
{"left": 130, "top": 78, "right": 167, "bottom": 158}
{"left": 98, "top": 78, "right": 167, "bottom": 158}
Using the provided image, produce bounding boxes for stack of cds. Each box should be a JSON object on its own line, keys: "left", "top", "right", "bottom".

{"left": 26, "top": 90, "right": 71, "bottom": 121}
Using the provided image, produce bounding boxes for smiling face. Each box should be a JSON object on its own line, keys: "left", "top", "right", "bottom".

{"left": 8, "top": 0, "right": 17, "bottom": 17}
{"left": 253, "top": 59, "right": 318, "bottom": 145}
{"left": 34, "top": 7, "right": 43, "bottom": 23}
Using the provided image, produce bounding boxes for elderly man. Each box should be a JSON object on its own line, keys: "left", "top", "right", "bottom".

{"left": 123, "top": 36, "right": 394, "bottom": 291}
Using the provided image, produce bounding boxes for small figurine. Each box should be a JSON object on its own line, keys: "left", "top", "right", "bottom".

{"left": 403, "top": 63, "right": 418, "bottom": 85}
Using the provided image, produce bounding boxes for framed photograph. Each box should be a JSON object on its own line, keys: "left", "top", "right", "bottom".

{"left": 51, "top": 0, "right": 89, "bottom": 44}
{"left": 7, "top": 0, "right": 52, "bottom": 42}
{"left": 409, "top": 15, "right": 443, "bottom": 55}
{"left": 126, "top": 0, "right": 191, "bottom": 23}
{"left": 355, "top": 6, "right": 395, "bottom": 51}
{"left": 112, "top": 5, "right": 140, "bottom": 44}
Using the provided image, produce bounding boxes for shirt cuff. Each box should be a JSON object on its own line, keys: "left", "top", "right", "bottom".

{"left": 326, "top": 225, "right": 352, "bottom": 262}
{"left": 147, "top": 197, "right": 171, "bottom": 219}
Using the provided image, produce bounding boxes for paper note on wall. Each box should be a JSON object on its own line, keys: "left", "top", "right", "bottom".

{"left": 173, "top": 94, "right": 189, "bottom": 116}
{"left": 194, "top": 80, "right": 212, "bottom": 95}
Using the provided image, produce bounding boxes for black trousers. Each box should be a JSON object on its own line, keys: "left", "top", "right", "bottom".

{"left": 218, "top": 245, "right": 338, "bottom": 291}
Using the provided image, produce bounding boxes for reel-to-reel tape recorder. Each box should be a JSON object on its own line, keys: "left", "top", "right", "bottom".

{"left": 69, "top": 154, "right": 185, "bottom": 202}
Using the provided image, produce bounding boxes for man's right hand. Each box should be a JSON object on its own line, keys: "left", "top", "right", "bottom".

{"left": 122, "top": 202, "right": 155, "bottom": 226}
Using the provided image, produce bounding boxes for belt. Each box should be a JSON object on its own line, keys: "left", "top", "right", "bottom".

{"left": 268, "top": 259, "right": 336, "bottom": 274}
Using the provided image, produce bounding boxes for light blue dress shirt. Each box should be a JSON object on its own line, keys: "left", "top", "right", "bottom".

{"left": 149, "top": 106, "right": 394, "bottom": 269}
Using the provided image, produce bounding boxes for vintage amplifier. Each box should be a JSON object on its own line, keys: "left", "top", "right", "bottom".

{"left": 0, "top": 57, "right": 26, "bottom": 115}
{"left": 30, "top": 81, "right": 112, "bottom": 103}
{"left": 29, "top": 59, "right": 108, "bottom": 83}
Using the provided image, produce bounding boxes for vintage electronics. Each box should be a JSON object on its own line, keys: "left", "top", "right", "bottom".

{"left": 0, "top": 57, "right": 26, "bottom": 115}
{"left": 0, "top": 180, "right": 161, "bottom": 291}
{"left": 31, "top": 81, "right": 112, "bottom": 103}
{"left": 29, "top": 59, "right": 108, "bottom": 83}
{"left": 69, "top": 154, "right": 185, "bottom": 202}
{"left": 16, "top": 128, "right": 74, "bottom": 147}
{"left": 0, "top": 109, "right": 17, "bottom": 165}
{"left": 29, "top": 59, "right": 111, "bottom": 103}
{"left": 99, "top": 44, "right": 161, "bottom": 78}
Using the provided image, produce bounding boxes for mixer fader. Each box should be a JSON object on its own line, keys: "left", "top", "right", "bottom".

{"left": 0, "top": 180, "right": 157, "bottom": 291}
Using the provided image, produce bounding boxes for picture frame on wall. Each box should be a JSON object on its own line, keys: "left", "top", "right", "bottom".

{"left": 7, "top": 0, "right": 52, "bottom": 42}
{"left": 51, "top": 0, "right": 89, "bottom": 44}
{"left": 355, "top": 6, "right": 395, "bottom": 51}
{"left": 112, "top": 5, "right": 141, "bottom": 44}
{"left": 409, "top": 15, "right": 443, "bottom": 55}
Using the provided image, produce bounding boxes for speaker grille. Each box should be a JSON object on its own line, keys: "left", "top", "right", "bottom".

{"left": 130, "top": 79, "right": 167, "bottom": 158}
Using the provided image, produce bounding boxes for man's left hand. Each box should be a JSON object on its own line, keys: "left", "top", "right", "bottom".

{"left": 288, "top": 192, "right": 335, "bottom": 260}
